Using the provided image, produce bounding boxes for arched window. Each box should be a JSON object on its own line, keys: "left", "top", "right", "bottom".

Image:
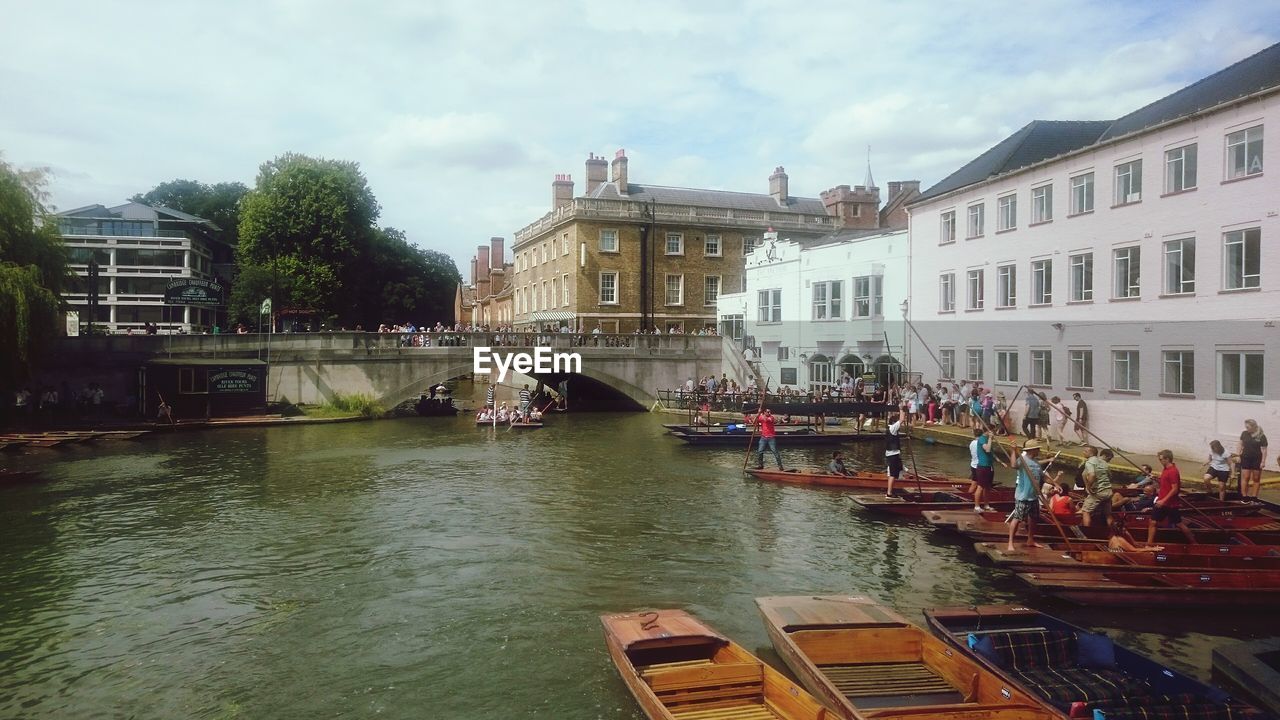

{"left": 837, "top": 354, "right": 865, "bottom": 382}
{"left": 808, "top": 353, "right": 833, "bottom": 395}
{"left": 873, "top": 355, "right": 903, "bottom": 389}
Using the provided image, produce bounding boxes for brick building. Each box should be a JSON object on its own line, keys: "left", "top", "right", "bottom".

{"left": 510, "top": 150, "right": 918, "bottom": 333}
{"left": 453, "top": 237, "right": 513, "bottom": 327}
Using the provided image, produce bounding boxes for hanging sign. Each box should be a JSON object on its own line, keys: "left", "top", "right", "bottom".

{"left": 163, "top": 278, "right": 224, "bottom": 306}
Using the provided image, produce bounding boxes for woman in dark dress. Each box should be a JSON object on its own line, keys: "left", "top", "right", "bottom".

{"left": 1237, "top": 419, "right": 1268, "bottom": 498}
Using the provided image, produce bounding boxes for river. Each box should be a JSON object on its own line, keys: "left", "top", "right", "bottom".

{"left": 0, "top": 396, "right": 1270, "bottom": 718}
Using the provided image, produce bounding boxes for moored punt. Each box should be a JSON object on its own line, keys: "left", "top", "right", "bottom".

{"left": 924, "top": 605, "right": 1268, "bottom": 718}
{"left": 852, "top": 489, "right": 1017, "bottom": 517}
{"left": 508, "top": 421, "right": 544, "bottom": 429}
{"left": 754, "top": 595, "right": 1056, "bottom": 720}
{"left": 922, "top": 510, "right": 1280, "bottom": 545}
{"left": 746, "top": 468, "right": 967, "bottom": 492}
{"left": 974, "top": 541, "right": 1280, "bottom": 573}
{"left": 601, "top": 609, "right": 831, "bottom": 720}
{"left": 0, "top": 435, "right": 68, "bottom": 448}
{"left": 1017, "top": 569, "right": 1280, "bottom": 607}
{"left": 672, "top": 429, "right": 879, "bottom": 446}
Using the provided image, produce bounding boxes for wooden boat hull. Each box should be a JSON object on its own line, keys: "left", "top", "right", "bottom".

{"left": 853, "top": 489, "right": 1017, "bottom": 517}
{"left": 923, "top": 510, "right": 1280, "bottom": 545}
{"left": 755, "top": 595, "right": 1056, "bottom": 720}
{"left": 746, "top": 468, "right": 967, "bottom": 492}
{"left": 601, "top": 609, "right": 830, "bottom": 720}
{"left": 974, "top": 541, "right": 1280, "bottom": 573}
{"left": 924, "top": 605, "right": 1265, "bottom": 716}
{"left": 1213, "top": 638, "right": 1280, "bottom": 715}
{"left": 1017, "top": 570, "right": 1280, "bottom": 607}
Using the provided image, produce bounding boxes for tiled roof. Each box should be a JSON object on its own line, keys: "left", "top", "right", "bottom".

{"left": 587, "top": 181, "right": 829, "bottom": 215}
{"left": 914, "top": 41, "right": 1280, "bottom": 204}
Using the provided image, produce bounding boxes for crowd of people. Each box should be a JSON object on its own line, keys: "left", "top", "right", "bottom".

{"left": 476, "top": 402, "right": 543, "bottom": 426}
{"left": 10, "top": 382, "right": 107, "bottom": 424}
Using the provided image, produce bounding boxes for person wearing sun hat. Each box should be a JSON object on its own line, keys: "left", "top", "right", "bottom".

{"left": 1006, "top": 439, "right": 1062, "bottom": 552}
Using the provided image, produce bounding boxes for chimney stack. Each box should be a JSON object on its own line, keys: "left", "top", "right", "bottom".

{"left": 470, "top": 256, "right": 478, "bottom": 286}
{"left": 769, "top": 166, "right": 789, "bottom": 206}
{"left": 585, "top": 153, "right": 608, "bottom": 194}
{"left": 611, "top": 149, "right": 628, "bottom": 194}
{"left": 552, "top": 174, "right": 574, "bottom": 210}
{"left": 888, "top": 181, "right": 902, "bottom": 199}
{"left": 489, "top": 237, "right": 504, "bottom": 269}
{"left": 476, "top": 244, "right": 491, "bottom": 298}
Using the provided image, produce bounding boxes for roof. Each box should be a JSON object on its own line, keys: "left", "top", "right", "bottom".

{"left": 804, "top": 226, "right": 905, "bottom": 249}
{"left": 915, "top": 121, "right": 1111, "bottom": 203}
{"left": 586, "top": 181, "right": 829, "bottom": 215}
{"left": 57, "top": 201, "right": 220, "bottom": 230}
{"left": 457, "top": 285, "right": 477, "bottom": 307}
{"left": 914, "top": 41, "right": 1280, "bottom": 205}
{"left": 1101, "top": 41, "right": 1280, "bottom": 141}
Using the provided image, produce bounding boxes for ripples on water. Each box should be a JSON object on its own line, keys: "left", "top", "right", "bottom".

{"left": 0, "top": 411, "right": 1271, "bottom": 718}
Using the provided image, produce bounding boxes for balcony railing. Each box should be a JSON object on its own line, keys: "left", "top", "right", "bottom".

{"left": 514, "top": 197, "right": 836, "bottom": 243}
{"left": 60, "top": 226, "right": 190, "bottom": 239}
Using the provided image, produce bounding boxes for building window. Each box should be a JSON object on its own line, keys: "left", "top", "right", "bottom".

{"left": 1069, "top": 253, "right": 1093, "bottom": 302}
{"left": 665, "top": 232, "right": 684, "bottom": 255}
{"left": 1069, "top": 350, "right": 1093, "bottom": 389}
{"left": 1163, "top": 350, "right": 1194, "bottom": 395}
{"left": 665, "top": 274, "right": 684, "bottom": 305}
{"left": 550, "top": 278, "right": 558, "bottom": 308}
{"left": 703, "top": 275, "right": 720, "bottom": 306}
{"left": 562, "top": 274, "right": 570, "bottom": 306}
{"left": 1163, "top": 238, "right": 1195, "bottom": 295}
{"left": 778, "top": 346, "right": 790, "bottom": 362}
{"left": 966, "top": 349, "right": 984, "bottom": 381}
{"left": 812, "top": 280, "right": 842, "bottom": 320}
{"left": 1226, "top": 125, "right": 1264, "bottom": 179}
{"left": 1031, "top": 185, "right": 1052, "bottom": 223}
{"left": 720, "top": 314, "right": 744, "bottom": 341}
{"left": 1224, "top": 228, "right": 1261, "bottom": 290}
{"left": 1165, "top": 144, "right": 1197, "bottom": 193}
{"left": 1069, "top": 172, "right": 1094, "bottom": 214}
{"left": 1113, "top": 350, "right": 1139, "bottom": 392}
{"left": 1031, "top": 259, "right": 1052, "bottom": 305}
{"left": 1219, "top": 351, "right": 1264, "bottom": 400}
{"left": 940, "top": 349, "right": 955, "bottom": 380}
{"left": 542, "top": 244, "right": 549, "bottom": 264}
{"left": 743, "top": 236, "right": 756, "bottom": 256}
{"left": 600, "top": 229, "right": 618, "bottom": 253}
{"left": 1114, "top": 159, "right": 1142, "bottom": 205}
{"left": 758, "top": 289, "right": 781, "bottom": 323}
{"left": 939, "top": 273, "right": 955, "bottom": 312}
{"left": 967, "top": 269, "right": 984, "bottom": 310}
{"left": 966, "top": 203, "right": 984, "bottom": 238}
{"left": 996, "top": 350, "right": 1019, "bottom": 383}
{"left": 809, "top": 359, "right": 833, "bottom": 395}
{"left": 852, "top": 276, "right": 881, "bottom": 318}
{"left": 997, "top": 194, "right": 1017, "bottom": 231}
{"left": 599, "top": 272, "right": 618, "bottom": 304}
{"left": 1113, "top": 247, "right": 1141, "bottom": 298}
{"left": 543, "top": 280, "right": 550, "bottom": 308}
{"left": 562, "top": 234, "right": 570, "bottom": 256}
{"left": 940, "top": 211, "right": 956, "bottom": 244}
{"left": 1031, "top": 349, "right": 1052, "bottom": 386}
{"left": 996, "top": 264, "right": 1016, "bottom": 308}
{"left": 704, "top": 235, "right": 721, "bottom": 257}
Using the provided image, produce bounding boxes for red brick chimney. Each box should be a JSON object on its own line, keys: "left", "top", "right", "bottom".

{"left": 552, "top": 174, "right": 574, "bottom": 210}
{"left": 611, "top": 149, "right": 628, "bottom": 194}
{"left": 769, "top": 166, "right": 789, "bottom": 206}
{"left": 470, "top": 256, "right": 478, "bottom": 286}
{"left": 476, "top": 244, "right": 491, "bottom": 298}
{"left": 585, "top": 153, "right": 608, "bottom": 194}
{"left": 489, "top": 237, "right": 504, "bottom": 269}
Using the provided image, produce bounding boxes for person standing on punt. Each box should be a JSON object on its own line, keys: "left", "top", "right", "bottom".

{"left": 752, "top": 408, "right": 784, "bottom": 471}
{"left": 485, "top": 382, "right": 495, "bottom": 410}
{"left": 1202, "top": 440, "right": 1232, "bottom": 501}
{"left": 1080, "top": 445, "right": 1113, "bottom": 528}
{"left": 884, "top": 410, "right": 904, "bottom": 498}
{"left": 971, "top": 427, "right": 996, "bottom": 513}
{"left": 519, "top": 384, "right": 532, "bottom": 416}
{"left": 1147, "top": 449, "right": 1187, "bottom": 544}
{"left": 1007, "top": 440, "right": 1059, "bottom": 552}
{"left": 1237, "top": 419, "right": 1268, "bottom": 499}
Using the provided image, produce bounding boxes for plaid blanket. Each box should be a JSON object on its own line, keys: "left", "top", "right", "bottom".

{"left": 988, "top": 630, "right": 1077, "bottom": 670}
{"left": 1014, "top": 667, "right": 1148, "bottom": 705}
{"left": 1093, "top": 702, "right": 1257, "bottom": 720}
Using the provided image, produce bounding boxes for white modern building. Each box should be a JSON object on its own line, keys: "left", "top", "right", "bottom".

{"left": 718, "top": 227, "right": 909, "bottom": 394}
{"left": 906, "top": 41, "right": 1280, "bottom": 457}
{"left": 57, "top": 202, "right": 230, "bottom": 333}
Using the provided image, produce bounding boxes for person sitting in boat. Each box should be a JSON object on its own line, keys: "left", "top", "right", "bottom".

{"left": 528, "top": 408, "right": 542, "bottom": 421}
{"left": 1126, "top": 464, "right": 1156, "bottom": 489}
{"left": 1048, "top": 483, "right": 1076, "bottom": 520}
{"left": 1107, "top": 519, "right": 1163, "bottom": 553}
{"left": 827, "top": 451, "right": 853, "bottom": 476}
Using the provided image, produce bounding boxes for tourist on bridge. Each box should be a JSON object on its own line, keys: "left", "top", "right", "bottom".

{"left": 750, "top": 408, "right": 784, "bottom": 471}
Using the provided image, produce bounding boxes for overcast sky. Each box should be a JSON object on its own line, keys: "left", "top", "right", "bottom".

{"left": 3, "top": 1, "right": 1277, "bottom": 276}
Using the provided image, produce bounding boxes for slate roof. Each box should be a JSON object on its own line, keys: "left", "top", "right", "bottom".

{"left": 914, "top": 41, "right": 1280, "bottom": 205}
{"left": 586, "top": 181, "right": 829, "bottom": 215}
{"left": 57, "top": 201, "right": 218, "bottom": 228}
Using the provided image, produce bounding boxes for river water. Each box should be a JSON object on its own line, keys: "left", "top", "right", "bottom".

{"left": 0, "top": 396, "right": 1270, "bottom": 719}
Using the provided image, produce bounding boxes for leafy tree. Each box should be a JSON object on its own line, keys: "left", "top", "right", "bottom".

{"left": 0, "top": 156, "right": 68, "bottom": 388}
{"left": 130, "top": 179, "right": 248, "bottom": 246}
{"left": 348, "top": 227, "right": 461, "bottom": 328}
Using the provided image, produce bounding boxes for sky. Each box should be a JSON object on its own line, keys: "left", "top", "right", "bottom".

{"left": 3, "top": 0, "right": 1278, "bottom": 276}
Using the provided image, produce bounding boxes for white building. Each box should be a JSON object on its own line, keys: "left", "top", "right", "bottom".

{"left": 718, "top": 227, "right": 909, "bottom": 394}
{"left": 906, "top": 41, "right": 1280, "bottom": 457}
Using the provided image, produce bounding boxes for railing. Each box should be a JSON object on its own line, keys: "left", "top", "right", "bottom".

{"left": 60, "top": 226, "right": 191, "bottom": 239}
{"left": 655, "top": 389, "right": 891, "bottom": 414}
{"left": 514, "top": 197, "right": 837, "bottom": 242}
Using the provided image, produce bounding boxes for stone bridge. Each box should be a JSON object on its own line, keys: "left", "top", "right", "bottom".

{"left": 50, "top": 332, "right": 732, "bottom": 410}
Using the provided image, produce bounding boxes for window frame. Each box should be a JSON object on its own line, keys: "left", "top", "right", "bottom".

{"left": 1030, "top": 349, "right": 1052, "bottom": 387}
{"left": 996, "top": 193, "right": 1017, "bottom": 231}
{"left": 1162, "top": 237, "right": 1196, "bottom": 295}
{"left": 757, "top": 288, "right": 782, "bottom": 323}
{"left": 1113, "top": 159, "right": 1143, "bottom": 205}
{"left": 1031, "top": 258, "right": 1052, "bottom": 306}
{"left": 966, "top": 269, "right": 985, "bottom": 310}
{"left": 940, "top": 210, "right": 956, "bottom": 244}
{"left": 599, "top": 229, "right": 619, "bottom": 253}
{"left": 1069, "top": 252, "right": 1093, "bottom": 302}
{"left": 939, "top": 349, "right": 956, "bottom": 380}
{"left": 704, "top": 234, "right": 722, "bottom": 257}
{"left": 1031, "top": 184, "right": 1053, "bottom": 224}
{"left": 1226, "top": 125, "right": 1264, "bottom": 180}
{"left": 996, "top": 349, "right": 1019, "bottom": 383}
{"left": 1223, "top": 228, "right": 1261, "bottom": 290}
{"left": 1162, "top": 350, "right": 1195, "bottom": 396}
{"left": 996, "top": 264, "right": 1016, "bottom": 308}
{"left": 812, "top": 280, "right": 843, "bottom": 320}
{"left": 703, "top": 275, "right": 720, "bottom": 306}
{"left": 1068, "top": 349, "right": 1093, "bottom": 389}
{"left": 1164, "top": 143, "right": 1197, "bottom": 194}
{"left": 966, "top": 349, "right": 984, "bottom": 382}
{"left": 939, "top": 272, "right": 955, "bottom": 313}
{"left": 966, "top": 203, "right": 985, "bottom": 238}
{"left": 561, "top": 273, "right": 570, "bottom": 306}
{"left": 851, "top": 275, "right": 881, "bottom": 318}
{"left": 1069, "top": 172, "right": 1094, "bottom": 215}
{"left": 1218, "top": 351, "right": 1264, "bottom": 400}
{"left": 1113, "top": 246, "right": 1141, "bottom": 299}
{"left": 599, "top": 271, "right": 619, "bottom": 304}
{"left": 1113, "top": 350, "right": 1140, "bottom": 392}
{"left": 665, "top": 232, "right": 684, "bottom": 256}
{"left": 665, "top": 273, "right": 684, "bottom": 306}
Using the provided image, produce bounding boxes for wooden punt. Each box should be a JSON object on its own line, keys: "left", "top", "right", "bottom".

{"left": 754, "top": 596, "right": 1056, "bottom": 720}
{"left": 0, "top": 435, "right": 67, "bottom": 448}
{"left": 973, "top": 541, "right": 1280, "bottom": 573}
{"left": 1213, "top": 638, "right": 1280, "bottom": 715}
{"left": 924, "top": 605, "right": 1266, "bottom": 717}
{"left": 672, "top": 429, "right": 879, "bottom": 446}
{"left": 601, "top": 609, "right": 832, "bottom": 720}
{"left": 1017, "top": 569, "right": 1280, "bottom": 607}
{"left": 852, "top": 489, "right": 1017, "bottom": 517}
{"left": 746, "top": 468, "right": 967, "bottom": 493}
{"left": 922, "top": 510, "right": 1280, "bottom": 545}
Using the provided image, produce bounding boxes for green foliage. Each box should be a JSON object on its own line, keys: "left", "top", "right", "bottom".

{"left": 349, "top": 227, "right": 461, "bottom": 328}
{"left": 130, "top": 179, "right": 248, "bottom": 246}
{"left": 306, "top": 393, "right": 384, "bottom": 418}
{"left": 0, "top": 156, "right": 68, "bottom": 386}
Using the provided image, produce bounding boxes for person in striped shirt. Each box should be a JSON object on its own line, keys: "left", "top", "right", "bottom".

{"left": 519, "top": 384, "right": 532, "bottom": 417}
{"left": 486, "top": 384, "right": 495, "bottom": 409}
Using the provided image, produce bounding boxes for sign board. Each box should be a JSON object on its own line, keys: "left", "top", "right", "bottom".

{"left": 208, "top": 369, "right": 262, "bottom": 394}
{"left": 779, "top": 367, "right": 797, "bottom": 385}
{"left": 164, "top": 278, "right": 225, "bottom": 306}
{"left": 65, "top": 311, "right": 80, "bottom": 337}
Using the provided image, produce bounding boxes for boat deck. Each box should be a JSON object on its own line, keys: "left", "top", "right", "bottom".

{"left": 818, "top": 660, "right": 962, "bottom": 708}
{"left": 639, "top": 658, "right": 783, "bottom": 720}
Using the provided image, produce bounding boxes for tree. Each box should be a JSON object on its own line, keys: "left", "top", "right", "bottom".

{"left": 0, "top": 156, "right": 68, "bottom": 388}
{"left": 347, "top": 227, "right": 461, "bottom": 328}
{"left": 234, "top": 153, "right": 380, "bottom": 324}
{"left": 131, "top": 179, "right": 248, "bottom": 246}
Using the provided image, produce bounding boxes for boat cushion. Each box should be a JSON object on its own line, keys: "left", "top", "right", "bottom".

{"left": 1013, "top": 666, "right": 1149, "bottom": 706}
{"left": 987, "top": 630, "right": 1078, "bottom": 670}
{"left": 1076, "top": 631, "right": 1116, "bottom": 669}
{"left": 1092, "top": 701, "right": 1256, "bottom": 720}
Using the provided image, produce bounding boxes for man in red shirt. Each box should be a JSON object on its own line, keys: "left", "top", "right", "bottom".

{"left": 752, "top": 408, "right": 784, "bottom": 470}
{"left": 1147, "top": 449, "right": 1185, "bottom": 543}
